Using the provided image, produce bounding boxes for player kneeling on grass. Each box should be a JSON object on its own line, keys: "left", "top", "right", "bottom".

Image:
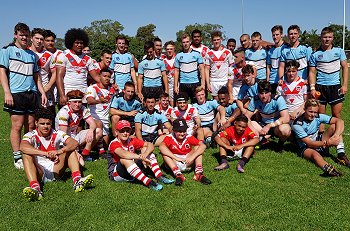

{"left": 159, "top": 118, "right": 212, "bottom": 186}
{"left": 214, "top": 115, "right": 259, "bottom": 172}
{"left": 21, "top": 108, "right": 94, "bottom": 201}
{"left": 107, "top": 120, "right": 174, "bottom": 191}
{"left": 291, "top": 99, "right": 350, "bottom": 176}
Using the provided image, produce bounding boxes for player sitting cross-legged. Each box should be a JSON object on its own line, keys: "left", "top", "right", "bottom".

{"left": 159, "top": 118, "right": 212, "bottom": 186}
{"left": 21, "top": 108, "right": 94, "bottom": 201}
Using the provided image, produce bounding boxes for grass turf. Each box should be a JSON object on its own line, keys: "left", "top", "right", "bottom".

{"left": 0, "top": 90, "right": 349, "bottom": 231}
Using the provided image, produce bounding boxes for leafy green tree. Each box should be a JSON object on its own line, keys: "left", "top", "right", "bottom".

{"left": 300, "top": 29, "right": 320, "bottom": 50}
{"left": 135, "top": 24, "right": 156, "bottom": 43}
{"left": 175, "top": 23, "right": 226, "bottom": 51}
{"left": 83, "top": 19, "right": 124, "bottom": 60}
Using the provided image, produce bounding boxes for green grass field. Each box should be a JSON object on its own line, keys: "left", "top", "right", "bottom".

{"left": 0, "top": 89, "right": 349, "bottom": 231}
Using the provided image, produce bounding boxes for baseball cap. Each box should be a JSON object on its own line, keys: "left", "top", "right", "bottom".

{"left": 116, "top": 120, "right": 131, "bottom": 131}
{"left": 172, "top": 118, "right": 188, "bottom": 132}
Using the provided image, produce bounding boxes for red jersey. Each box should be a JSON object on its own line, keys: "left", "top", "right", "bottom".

{"left": 163, "top": 134, "right": 201, "bottom": 155}
{"left": 108, "top": 137, "right": 144, "bottom": 163}
{"left": 219, "top": 126, "right": 257, "bottom": 145}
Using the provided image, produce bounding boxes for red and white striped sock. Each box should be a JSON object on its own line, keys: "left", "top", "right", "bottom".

{"left": 29, "top": 180, "right": 41, "bottom": 191}
{"left": 127, "top": 163, "right": 151, "bottom": 186}
{"left": 172, "top": 166, "right": 181, "bottom": 176}
{"left": 148, "top": 153, "right": 162, "bottom": 178}
{"left": 71, "top": 171, "right": 82, "bottom": 184}
{"left": 195, "top": 165, "right": 203, "bottom": 175}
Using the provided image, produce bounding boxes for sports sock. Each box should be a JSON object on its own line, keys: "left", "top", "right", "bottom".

{"left": 172, "top": 166, "right": 181, "bottom": 176}
{"left": 29, "top": 180, "right": 41, "bottom": 191}
{"left": 127, "top": 163, "right": 151, "bottom": 186}
{"left": 148, "top": 154, "right": 162, "bottom": 178}
{"left": 336, "top": 142, "right": 345, "bottom": 155}
{"left": 82, "top": 148, "right": 90, "bottom": 156}
{"left": 220, "top": 155, "right": 228, "bottom": 164}
{"left": 238, "top": 157, "right": 248, "bottom": 167}
{"left": 195, "top": 164, "right": 203, "bottom": 175}
{"left": 13, "top": 151, "right": 22, "bottom": 160}
{"left": 72, "top": 171, "right": 82, "bottom": 184}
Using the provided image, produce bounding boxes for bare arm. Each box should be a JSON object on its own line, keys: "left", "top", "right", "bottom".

{"left": 130, "top": 68, "right": 137, "bottom": 92}
{"left": 135, "top": 123, "right": 143, "bottom": 140}
{"left": 198, "top": 63, "right": 205, "bottom": 87}
{"left": 162, "top": 71, "right": 169, "bottom": 94}
{"left": 266, "top": 64, "right": 271, "bottom": 82}
{"left": 278, "top": 61, "right": 285, "bottom": 80}
{"left": 0, "top": 67, "right": 13, "bottom": 106}
{"left": 56, "top": 66, "right": 67, "bottom": 105}
{"left": 205, "top": 65, "right": 211, "bottom": 92}
{"left": 174, "top": 68, "right": 179, "bottom": 94}
{"left": 340, "top": 60, "right": 348, "bottom": 94}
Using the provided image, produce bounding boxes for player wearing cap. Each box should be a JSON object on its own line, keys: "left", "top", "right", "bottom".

{"left": 205, "top": 31, "right": 234, "bottom": 99}
{"left": 21, "top": 108, "right": 94, "bottom": 201}
{"left": 214, "top": 115, "right": 259, "bottom": 172}
{"left": 108, "top": 120, "right": 173, "bottom": 191}
{"left": 55, "top": 28, "right": 99, "bottom": 106}
{"left": 135, "top": 95, "right": 172, "bottom": 146}
{"left": 56, "top": 90, "right": 103, "bottom": 164}
{"left": 159, "top": 118, "right": 212, "bottom": 186}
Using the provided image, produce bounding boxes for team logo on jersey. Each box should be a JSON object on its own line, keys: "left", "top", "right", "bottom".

{"left": 210, "top": 54, "right": 215, "bottom": 59}
{"left": 286, "top": 51, "right": 290, "bottom": 56}
{"left": 318, "top": 54, "right": 323, "bottom": 60}
{"left": 116, "top": 57, "right": 120, "bottom": 61}
{"left": 120, "top": 102, "right": 124, "bottom": 107}
{"left": 180, "top": 56, "right": 183, "bottom": 60}
{"left": 69, "top": 58, "right": 74, "bottom": 62}
{"left": 82, "top": 59, "right": 87, "bottom": 64}
{"left": 192, "top": 56, "right": 196, "bottom": 59}
{"left": 334, "top": 53, "right": 339, "bottom": 57}
{"left": 16, "top": 52, "right": 21, "bottom": 58}
{"left": 242, "top": 138, "right": 246, "bottom": 143}
{"left": 145, "top": 63, "right": 148, "bottom": 67}
{"left": 283, "top": 87, "right": 288, "bottom": 92}
{"left": 41, "top": 57, "right": 47, "bottom": 63}
{"left": 185, "top": 144, "right": 190, "bottom": 149}
{"left": 296, "top": 86, "right": 301, "bottom": 91}
{"left": 129, "top": 146, "right": 134, "bottom": 152}
{"left": 248, "top": 53, "right": 252, "bottom": 58}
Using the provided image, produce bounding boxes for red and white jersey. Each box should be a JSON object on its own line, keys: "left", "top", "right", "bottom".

{"left": 219, "top": 126, "right": 257, "bottom": 145}
{"left": 108, "top": 137, "right": 144, "bottom": 163}
{"left": 155, "top": 103, "right": 173, "bottom": 118}
{"left": 55, "top": 105, "right": 91, "bottom": 136}
{"left": 163, "top": 55, "right": 176, "bottom": 86}
{"left": 33, "top": 50, "right": 53, "bottom": 86}
{"left": 205, "top": 48, "right": 234, "bottom": 82}
{"left": 22, "top": 129, "right": 70, "bottom": 152}
{"left": 55, "top": 49, "right": 96, "bottom": 94}
{"left": 163, "top": 134, "right": 201, "bottom": 155}
{"left": 86, "top": 83, "right": 116, "bottom": 121}
{"left": 171, "top": 104, "right": 198, "bottom": 134}
{"left": 191, "top": 44, "right": 209, "bottom": 58}
{"left": 276, "top": 77, "right": 307, "bottom": 113}
{"left": 157, "top": 53, "right": 166, "bottom": 60}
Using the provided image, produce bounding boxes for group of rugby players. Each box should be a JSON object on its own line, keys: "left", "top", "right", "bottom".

{"left": 0, "top": 22, "right": 348, "bottom": 201}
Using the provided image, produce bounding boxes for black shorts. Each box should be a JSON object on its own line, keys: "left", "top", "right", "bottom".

{"left": 179, "top": 82, "right": 200, "bottom": 103}
{"left": 107, "top": 152, "right": 145, "bottom": 180}
{"left": 270, "top": 83, "right": 278, "bottom": 95}
{"left": 202, "top": 123, "right": 214, "bottom": 132}
{"left": 297, "top": 132, "right": 326, "bottom": 157}
{"left": 3, "top": 91, "right": 40, "bottom": 115}
{"left": 316, "top": 84, "right": 344, "bottom": 105}
{"left": 142, "top": 86, "right": 164, "bottom": 100}
{"left": 142, "top": 133, "right": 160, "bottom": 144}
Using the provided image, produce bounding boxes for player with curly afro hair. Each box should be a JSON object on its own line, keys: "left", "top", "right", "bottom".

{"left": 64, "top": 28, "right": 89, "bottom": 50}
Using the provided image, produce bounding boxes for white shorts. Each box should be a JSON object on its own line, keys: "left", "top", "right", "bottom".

{"left": 232, "top": 148, "right": 243, "bottom": 158}
{"left": 231, "top": 80, "right": 242, "bottom": 100}
{"left": 174, "top": 154, "right": 192, "bottom": 172}
{"left": 101, "top": 119, "right": 109, "bottom": 136}
{"left": 72, "top": 129, "right": 89, "bottom": 145}
{"left": 36, "top": 156, "right": 55, "bottom": 183}
{"left": 211, "top": 80, "right": 228, "bottom": 97}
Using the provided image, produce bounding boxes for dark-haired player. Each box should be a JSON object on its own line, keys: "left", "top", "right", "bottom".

{"left": 214, "top": 115, "right": 259, "bottom": 172}
{"left": 55, "top": 28, "right": 99, "bottom": 105}
{"left": 21, "top": 108, "right": 94, "bottom": 201}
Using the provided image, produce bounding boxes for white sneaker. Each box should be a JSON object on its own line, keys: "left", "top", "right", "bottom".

{"left": 14, "top": 158, "right": 24, "bottom": 170}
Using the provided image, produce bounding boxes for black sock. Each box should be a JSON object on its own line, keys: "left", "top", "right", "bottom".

{"left": 239, "top": 157, "right": 248, "bottom": 167}
{"left": 221, "top": 156, "right": 228, "bottom": 164}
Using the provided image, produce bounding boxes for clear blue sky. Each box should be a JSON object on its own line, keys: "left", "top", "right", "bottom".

{"left": 0, "top": 0, "right": 348, "bottom": 47}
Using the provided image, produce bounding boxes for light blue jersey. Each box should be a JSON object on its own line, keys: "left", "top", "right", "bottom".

{"left": 193, "top": 100, "right": 219, "bottom": 126}
{"left": 245, "top": 48, "right": 267, "bottom": 80}
{"left": 174, "top": 50, "right": 203, "bottom": 84}
{"left": 110, "top": 94, "right": 142, "bottom": 113}
{"left": 280, "top": 44, "right": 312, "bottom": 80}
{"left": 138, "top": 58, "right": 166, "bottom": 87}
{"left": 309, "top": 47, "right": 347, "bottom": 85}
{"left": 135, "top": 110, "right": 168, "bottom": 136}
{"left": 247, "top": 95, "right": 288, "bottom": 124}
{"left": 109, "top": 52, "right": 134, "bottom": 89}
{"left": 225, "top": 103, "right": 238, "bottom": 118}
{"left": 267, "top": 44, "right": 286, "bottom": 84}
{"left": 237, "top": 82, "right": 259, "bottom": 100}
{"left": 292, "top": 113, "right": 331, "bottom": 148}
{"left": 0, "top": 44, "right": 38, "bottom": 93}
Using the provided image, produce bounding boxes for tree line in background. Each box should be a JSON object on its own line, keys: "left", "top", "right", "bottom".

{"left": 55, "top": 19, "right": 350, "bottom": 61}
